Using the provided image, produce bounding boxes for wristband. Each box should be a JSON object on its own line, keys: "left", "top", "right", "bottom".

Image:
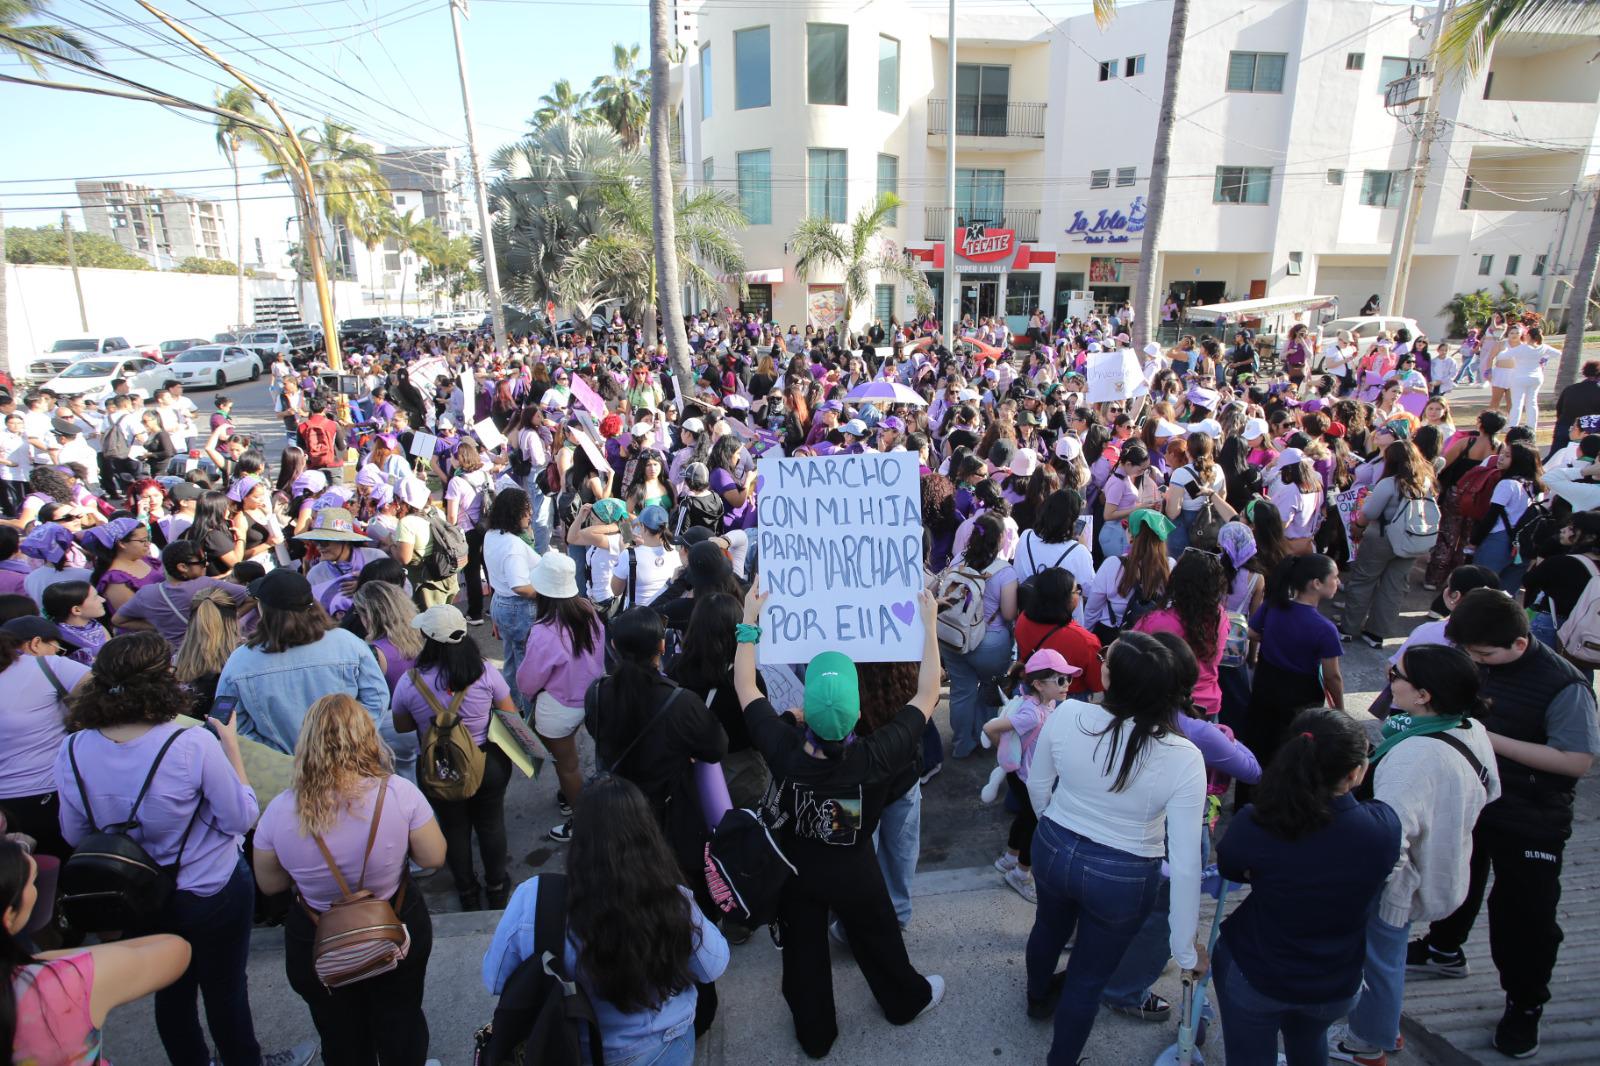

{"left": 735, "top": 622, "right": 761, "bottom": 644}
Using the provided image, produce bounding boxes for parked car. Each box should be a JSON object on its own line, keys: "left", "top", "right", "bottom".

{"left": 42, "top": 356, "right": 169, "bottom": 400}
{"left": 213, "top": 331, "right": 241, "bottom": 344}
{"left": 158, "top": 338, "right": 207, "bottom": 362}
{"left": 238, "top": 329, "right": 292, "bottom": 359}
{"left": 410, "top": 317, "right": 434, "bottom": 333}
{"left": 1318, "top": 316, "right": 1423, "bottom": 359}
{"left": 283, "top": 326, "right": 319, "bottom": 354}
{"left": 26, "top": 336, "right": 135, "bottom": 384}
{"left": 167, "top": 345, "right": 263, "bottom": 388}
{"left": 338, "top": 317, "right": 388, "bottom": 349}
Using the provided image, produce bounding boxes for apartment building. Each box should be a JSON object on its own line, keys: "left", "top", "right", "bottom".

{"left": 76, "top": 181, "right": 230, "bottom": 268}
{"left": 670, "top": 0, "right": 1600, "bottom": 339}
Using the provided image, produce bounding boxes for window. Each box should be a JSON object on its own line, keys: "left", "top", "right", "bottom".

{"left": 1460, "top": 176, "right": 1475, "bottom": 210}
{"left": 955, "top": 168, "right": 1005, "bottom": 222}
{"left": 1226, "top": 52, "right": 1286, "bottom": 93}
{"left": 877, "top": 154, "right": 899, "bottom": 224}
{"left": 1116, "top": 166, "right": 1137, "bottom": 187}
{"left": 1478, "top": 254, "right": 1494, "bottom": 276}
{"left": 874, "top": 284, "right": 894, "bottom": 324}
{"left": 879, "top": 36, "right": 900, "bottom": 114}
{"left": 1213, "top": 166, "right": 1272, "bottom": 204}
{"left": 1125, "top": 55, "right": 1145, "bottom": 77}
{"left": 1098, "top": 60, "right": 1115, "bottom": 82}
{"left": 1287, "top": 251, "right": 1303, "bottom": 276}
{"left": 1090, "top": 169, "right": 1110, "bottom": 190}
{"left": 1327, "top": 168, "right": 1345, "bottom": 185}
{"left": 1533, "top": 254, "right": 1547, "bottom": 276}
{"left": 394, "top": 194, "right": 407, "bottom": 205}
{"left": 1359, "top": 170, "right": 1404, "bottom": 207}
{"left": 736, "top": 150, "right": 771, "bottom": 225}
{"left": 699, "top": 45, "right": 712, "bottom": 119}
{"left": 734, "top": 27, "right": 771, "bottom": 110}
{"left": 807, "top": 24, "right": 848, "bottom": 106}
{"left": 1346, "top": 52, "right": 1365, "bottom": 70}
{"left": 955, "top": 64, "right": 1010, "bottom": 135}
{"left": 808, "top": 148, "right": 847, "bottom": 222}
{"left": 1378, "top": 56, "right": 1422, "bottom": 91}
{"left": 702, "top": 157, "right": 714, "bottom": 188}
{"left": 1506, "top": 255, "right": 1521, "bottom": 275}
{"left": 671, "top": 106, "right": 683, "bottom": 163}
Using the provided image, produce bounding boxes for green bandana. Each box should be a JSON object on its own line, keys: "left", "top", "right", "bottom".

{"left": 1370, "top": 712, "right": 1465, "bottom": 766}
{"left": 1128, "top": 507, "right": 1176, "bottom": 542}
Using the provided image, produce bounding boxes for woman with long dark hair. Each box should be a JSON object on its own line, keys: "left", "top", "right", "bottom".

{"left": 483, "top": 777, "right": 730, "bottom": 1064}
{"left": 1469, "top": 441, "right": 1546, "bottom": 596}
{"left": 1133, "top": 547, "right": 1230, "bottom": 716}
{"left": 941, "top": 513, "right": 1018, "bottom": 759}
{"left": 1013, "top": 489, "right": 1094, "bottom": 624}
{"left": 1426, "top": 409, "right": 1505, "bottom": 589}
{"left": 1214, "top": 707, "right": 1401, "bottom": 1066}
{"left": 183, "top": 489, "right": 242, "bottom": 576}
{"left": 1336, "top": 440, "right": 1439, "bottom": 647}
{"left": 671, "top": 593, "right": 768, "bottom": 810}
{"left": 1023, "top": 631, "right": 1206, "bottom": 1065}
{"left": 1, "top": 838, "right": 190, "bottom": 1064}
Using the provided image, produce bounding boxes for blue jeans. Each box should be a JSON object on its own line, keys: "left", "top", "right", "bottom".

{"left": 1214, "top": 937, "right": 1357, "bottom": 1066}
{"left": 1102, "top": 820, "right": 1212, "bottom": 1008}
{"left": 379, "top": 712, "right": 418, "bottom": 785}
{"left": 944, "top": 627, "right": 1013, "bottom": 758}
{"left": 491, "top": 592, "right": 537, "bottom": 715}
{"left": 1531, "top": 609, "right": 1558, "bottom": 649}
{"left": 1346, "top": 911, "right": 1409, "bottom": 1052}
{"left": 525, "top": 485, "right": 553, "bottom": 555}
{"left": 873, "top": 782, "right": 922, "bottom": 927}
{"left": 1026, "top": 819, "right": 1164, "bottom": 1066}
{"left": 1167, "top": 507, "right": 1199, "bottom": 557}
{"left": 1474, "top": 528, "right": 1526, "bottom": 597}
{"left": 1098, "top": 519, "right": 1129, "bottom": 560}
{"left": 610, "top": 1024, "right": 694, "bottom": 1066}
{"left": 143, "top": 855, "right": 261, "bottom": 1066}
{"left": 920, "top": 719, "right": 944, "bottom": 777}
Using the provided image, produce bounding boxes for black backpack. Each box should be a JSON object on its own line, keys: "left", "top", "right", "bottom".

{"left": 1016, "top": 536, "right": 1082, "bottom": 618}
{"left": 1510, "top": 499, "right": 1557, "bottom": 565}
{"left": 472, "top": 875, "right": 604, "bottom": 1066}
{"left": 58, "top": 731, "right": 201, "bottom": 934}
{"left": 703, "top": 806, "right": 797, "bottom": 927}
{"left": 420, "top": 507, "right": 469, "bottom": 581}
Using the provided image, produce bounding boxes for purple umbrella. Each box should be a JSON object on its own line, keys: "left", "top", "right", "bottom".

{"left": 845, "top": 381, "right": 927, "bottom": 406}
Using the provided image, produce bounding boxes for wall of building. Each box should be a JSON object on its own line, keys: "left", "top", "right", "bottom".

{"left": 2, "top": 263, "right": 362, "bottom": 376}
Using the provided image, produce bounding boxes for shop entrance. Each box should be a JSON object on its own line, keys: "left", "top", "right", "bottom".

{"left": 962, "top": 278, "right": 1000, "bottom": 320}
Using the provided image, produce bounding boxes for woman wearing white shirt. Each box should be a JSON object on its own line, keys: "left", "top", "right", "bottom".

{"left": 1162, "top": 433, "right": 1234, "bottom": 556}
{"left": 609, "top": 504, "right": 683, "bottom": 607}
{"left": 1014, "top": 490, "right": 1095, "bottom": 626}
{"left": 1024, "top": 631, "right": 1206, "bottom": 1066}
{"left": 1506, "top": 325, "right": 1554, "bottom": 430}
{"left": 566, "top": 497, "right": 627, "bottom": 601}
{"left": 483, "top": 487, "right": 542, "bottom": 715}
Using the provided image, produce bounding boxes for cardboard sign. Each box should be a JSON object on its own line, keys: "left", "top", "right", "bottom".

{"left": 570, "top": 373, "right": 608, "bottom": 419}
{"left": 473, "top": 418, "right": 506, "bottom": 452}
{"left": 566, "top": 426, "right": 610, "bottom": 475}
{"left": 1087, "top": 348, "right": 1146, "bottom": 404}
{"left": 461, "top": 369, "right": 476, "bottom": 425}
{"left": 1334, "top": 484, "right": 1371, "bottom": 544}
{"left": 760, "top": 663, "right": 808, "bottom": 715}
{"left": 409, "top": 431, "right": 438, "bottom": 460}
{"left": 755, "top": 451, "right": 926, "bottom": 665}
{"left": 410, "top": 358, "right": 448, "bottom": 388}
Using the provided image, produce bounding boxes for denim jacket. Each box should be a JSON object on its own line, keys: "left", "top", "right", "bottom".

{"left": 216, "top": 628, "right": 391, "bottom": 754}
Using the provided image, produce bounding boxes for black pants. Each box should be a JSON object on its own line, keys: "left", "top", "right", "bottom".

{"left": 778, "top": 842, "right": 933, "bottom": 1059}
{"left": 0, "top": 790, "right": 69, "bottom": 859}
{"left": 0, "top": 480, "right": 23, "bottom": 518}
{"left": 284, "top": 877, "right": 432, "bottom": 1066}
{"left": 426, "top": 743, "right": 511, "bottom": 895}
{"left": 1424, "top": 821, "right": 1566, "bottom": 1007}
{"left": 1006, "top": 772, "right": 1037, "bottom": 867}
{"left": 463, "top": 528, "right": 486, "bottom": 620}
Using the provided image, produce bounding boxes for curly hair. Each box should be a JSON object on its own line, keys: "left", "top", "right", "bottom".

{"left": 27, "top": 466, "right": 73, "bottom": 504}
{"left": 856, "top": 661, "right": 920, "bottom": 735}
{"left": 67, "top": 632, "right": 189, "bottom": 729}
{"left": 291, "top": 694, "right": 394, "bottom": 837}
{"left": 1165, "top": 549, "right": 1226, "bottom": 662}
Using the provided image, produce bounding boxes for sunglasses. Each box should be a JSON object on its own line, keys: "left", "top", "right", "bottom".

{"left": 1386, "top": 663, "right": 1411, "bottom": 685}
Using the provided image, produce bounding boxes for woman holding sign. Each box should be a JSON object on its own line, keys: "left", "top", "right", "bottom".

{"left": 734, "top": 584, "right": 947, "bottom": 1059}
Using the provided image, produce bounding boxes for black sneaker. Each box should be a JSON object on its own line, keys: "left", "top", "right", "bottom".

{"left": 548, "top": 819, "right": 573, "bottom": 843}
{"left": 557, "top": 791, "right": 573, "bottom": 817}
{"left": 1360, "top": 631, "right": 1385, "bottom": 649}
{"left": 1027, "top": 970, "right": 1067, "bottom": 1020}
{"left": 1108, "top": 992, "right": 1172, "bottom": 1022}
{"left": 1405, "top": 938, "right": 1469, "bottom": 979}
{"left": 1493, "top": 1001, "right": 1541, "bottom": 1059}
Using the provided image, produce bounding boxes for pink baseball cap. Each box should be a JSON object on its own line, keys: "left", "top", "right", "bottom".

{"left": 1024, "top": 648, "right": 1080, "bottom": 676}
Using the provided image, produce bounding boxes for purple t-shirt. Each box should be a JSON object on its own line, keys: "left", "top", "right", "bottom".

{"left": 446, "top": 470, "right": 492, "bottom": 528}
{"left": 710, "top": 468, "right": 755, "bottom": 530}
{"left": 392, "top": 663, "right": 510, "bottom": 747}
{"left": 1248, "top": 601, "right": 1343, "bottom": 677}
{"left": 254, "top": 774, "right": 432, "bottom": 911}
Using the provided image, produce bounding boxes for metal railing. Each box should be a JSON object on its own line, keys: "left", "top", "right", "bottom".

{"left": 927, "top": 98, "right": 1047, "bottom": 139}
{"left": 923, "top": 206, "right": 1040, "bottom": 242}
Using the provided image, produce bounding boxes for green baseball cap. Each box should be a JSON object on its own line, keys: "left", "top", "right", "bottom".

{"left": 803, "top": 651, "right": 860, "bottom": 742}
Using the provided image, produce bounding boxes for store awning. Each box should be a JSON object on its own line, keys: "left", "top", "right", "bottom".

{"left": 1185, "top": 294, "right": 1339, "bottom": 320}
{"left": 721, "top": 268, "right": 785, "bottom": 284}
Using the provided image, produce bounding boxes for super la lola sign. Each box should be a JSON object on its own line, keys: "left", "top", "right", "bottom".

{"left": 958, "top": 221, "right": 1015, "bottom": 263}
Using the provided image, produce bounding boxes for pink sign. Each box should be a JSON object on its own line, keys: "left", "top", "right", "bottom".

{"left": 1400, "top": 391, "right": 1429, "bottom": 417}
{"left": 570, "top": 374, "right": 607, "bottom": 419}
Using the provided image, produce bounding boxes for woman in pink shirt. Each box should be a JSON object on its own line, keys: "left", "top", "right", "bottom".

{"left": 1268, "top": 448, "right": 1324, "bottom": 554}
{"left": 1135, "top": 549, "right": 1231, "bottom": 716}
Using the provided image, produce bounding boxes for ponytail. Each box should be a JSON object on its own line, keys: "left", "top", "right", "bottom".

{"left": 1250, "top": 707, "right": 1368, "bottom": 840}
{"left": 1264, "top": 552, "right": 1336, "bottom": 609}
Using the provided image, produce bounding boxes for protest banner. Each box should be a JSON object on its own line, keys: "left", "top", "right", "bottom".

{"left": 755, "top": 451, "right": 925, "bottom": 665}
{"left": 760, "top": 663, "right": 808, "bottom": 714}
{"left": 461, "top": 369, "right": 476, "bottom": 425}
{"left": 409, "top": 431, "right": 438, "bottom": 460}
{"left": 1087, "top": 348, "right": 1146, "bottom": 403}
{"left": 1334, "top": 483, "right": 1371, "bottom": 544}
{"left": 566, "top": 425, "right": 610, "bottom": 475}
{"left": 570, "top": 373, "right": 608, "bottom": 419}
{"left": 473, "top": 418, "right": 506, "bottom": 452}
{"left": 410, "top": 358, "right": 448, "bottom": 387}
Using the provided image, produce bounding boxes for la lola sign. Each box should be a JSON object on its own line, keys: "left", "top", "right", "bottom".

{"left": 958, "top": 222, "right": 1015, "bottom": 263}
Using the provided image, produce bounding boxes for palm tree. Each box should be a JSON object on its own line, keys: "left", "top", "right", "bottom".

{"left": 647, "top": 5, "right": 693, "bottom": 398}
{"left": 592, "top": 42, "right": 650, "bottom": 150}
{"left": 213, "top": 86, "right": 261, "bottom": 328}
{"left": 531, "top": 79, "right": 593, "bottom": 129}
{"left": 387, "top": 210, "right": 434, "bottom": 315}
{"left": 346, "top": 199, "right": 395, "bottom": 312}
{"left": 789, "top": 193, "right": 933, "bottom": 330}
{"left": 266, "top": 119, "right": 388, "bottom": 280}
{"left": 1434, "top": 0, "right": 1600, "bottom": 388}
{"left": 0, "top": 0, "right": 98, "bottom": 75}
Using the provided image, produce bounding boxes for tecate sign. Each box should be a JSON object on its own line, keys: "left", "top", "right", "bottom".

{"left": 958, "top": 221, "right": 1015, "bottom": 263}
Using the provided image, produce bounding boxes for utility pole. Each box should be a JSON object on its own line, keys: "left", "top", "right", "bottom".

{"left": 61, "top": 213, "right": 88, "bottom": 332}
{"left": 448, "top": 0, "right": 507, "bottom": 355}
{"left": 942, "top": 0, "right": 959, "bottom": 343}
{"left": 1381, "top": 0, "right": 1453, "bottom": 317}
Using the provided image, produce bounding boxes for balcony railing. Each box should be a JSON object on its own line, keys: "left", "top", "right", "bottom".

{"left": 924, "top": 206, "right": 1040, "bottom": 243}
{"left": 927, "top": 99, "right": 1047, "bottom": 139}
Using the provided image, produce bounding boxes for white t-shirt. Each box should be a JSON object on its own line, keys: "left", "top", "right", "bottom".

{"left": 484, "top": 529, "right": 537, "bottom": 593}
{"left": 1167, "top": 464, "right": 1227, "bottom": 512}
{"left": 1013, "top": 530, "right": 1095, "bottom": 626}
{"left": 0, "top": 429, "right": 30, "bottom": 481}
{"left": 1491, "top": 478, "right": 1535, "bottom": 528}
{"left": 586, "top": 533, "right": 622, "bottom": 601}
{"left": 611, "top": 543, "right": 683, "bottom": 606}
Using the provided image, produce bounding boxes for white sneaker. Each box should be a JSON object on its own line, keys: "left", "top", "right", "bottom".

{"left": 260, "top": 1044, "right": 318, "bottom": 1066}
{"left": 994, "top": 852, "right": 1019, "bottom": 875}
{"left": 1004, "top": 865, "right": 1038, "bottom": 904}
{"left": 915, "top": 974, "right": 946, "bottom": 1019}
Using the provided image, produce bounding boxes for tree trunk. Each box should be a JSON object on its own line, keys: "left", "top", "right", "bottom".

{"left": 649, "top": 0, "right": 694, "bottom": 403}
{"left": 1132, "top": 0, "right": 1190, "bottom": 352}
{"left": 229, "top": 143, "right": 245, "bottom": 329}
{"left": 1555, "top": 193, "right": 1600, "bottom": 390}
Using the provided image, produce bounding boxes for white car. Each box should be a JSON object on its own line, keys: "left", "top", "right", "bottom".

{"left": 410, "top": 317, "right": 433, "bottom": 333}
{"left": 42, "top": 356, "right": 170, "bottom": 400}
{"left": 168, "top": 345, "right": 263, "bottom": 388}
{"left": 239, "top": 329, "right": 292, "bottom": 359}
{"left": 1318, "top": 316, "right": 1423, "bottom": 359}
{"left": 27, "top": 335, "right": 134, "bottom": 383}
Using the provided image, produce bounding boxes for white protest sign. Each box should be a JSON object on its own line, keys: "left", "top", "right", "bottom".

{"left": 409, "top": 358, "right": 448, "bottom": 387}
{"left": 461, "top": 369, "right": 476, "bottom": 425}
{"left": 1334, "top": 484, "right": 1371, "bottom": 545}
{"left": 474, "top": 418, "right": 506, "bottom": 452}
{"left": 756, "top": 451, "right": 925, "bottom": 665}
{"left": 409, "top": 431, "right": 438, "bottom": 460}
{"left": 566, "top": 426, "right": 610, "bottom": 475}
{"left": 1087, "top": 348, "right": 1146, "bottom": 404}
{"left": 760, "top": 664, "right": 808, "bottom": 715}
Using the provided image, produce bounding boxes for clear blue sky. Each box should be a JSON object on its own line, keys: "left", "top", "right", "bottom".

{"left": 0, "top": 0, "right": 1109, "bottom": 255}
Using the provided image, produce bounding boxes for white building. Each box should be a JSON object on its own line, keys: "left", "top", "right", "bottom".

{"left": 75, "top": 181, "right": 230, "bottom": 268}
{"left": 670, "top": 0, "right": 1600, "bottom": 339}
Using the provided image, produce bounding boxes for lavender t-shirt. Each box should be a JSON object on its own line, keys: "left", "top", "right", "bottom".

{"left": 254, "top": 775, "right": 433, "bottom": 911}
{"left": 392, "top": 664, "right": 510, "bottom": 747}
{"left": 0, "top": 654, "right": 91, "bottom": 798}
{"left": 709, "top": 468, "right": 755, "bottom": 530}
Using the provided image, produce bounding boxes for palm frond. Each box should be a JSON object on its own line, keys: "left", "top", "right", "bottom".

{"left": 1436, "top": 0, "right": 1599, "bottom": 76}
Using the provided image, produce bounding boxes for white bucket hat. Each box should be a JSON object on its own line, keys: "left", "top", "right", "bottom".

{"left": 530, "top": 551, "right": 580, "bottom": 599}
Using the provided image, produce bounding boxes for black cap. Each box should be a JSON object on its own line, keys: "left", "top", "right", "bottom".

{"left": 169, "top": 482, "right": 203, "bottom": 501}
{"left": 249, "top": 569, "right": 314, "bottom": 611}
{"left": 685, "top": 540, "right": 732, "bottom": 590}
{"left": 50, "top": 417, "right": 80, "bottom": 437}
{"left": 1, "top": 615, "right": 80, "bottom": 648}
